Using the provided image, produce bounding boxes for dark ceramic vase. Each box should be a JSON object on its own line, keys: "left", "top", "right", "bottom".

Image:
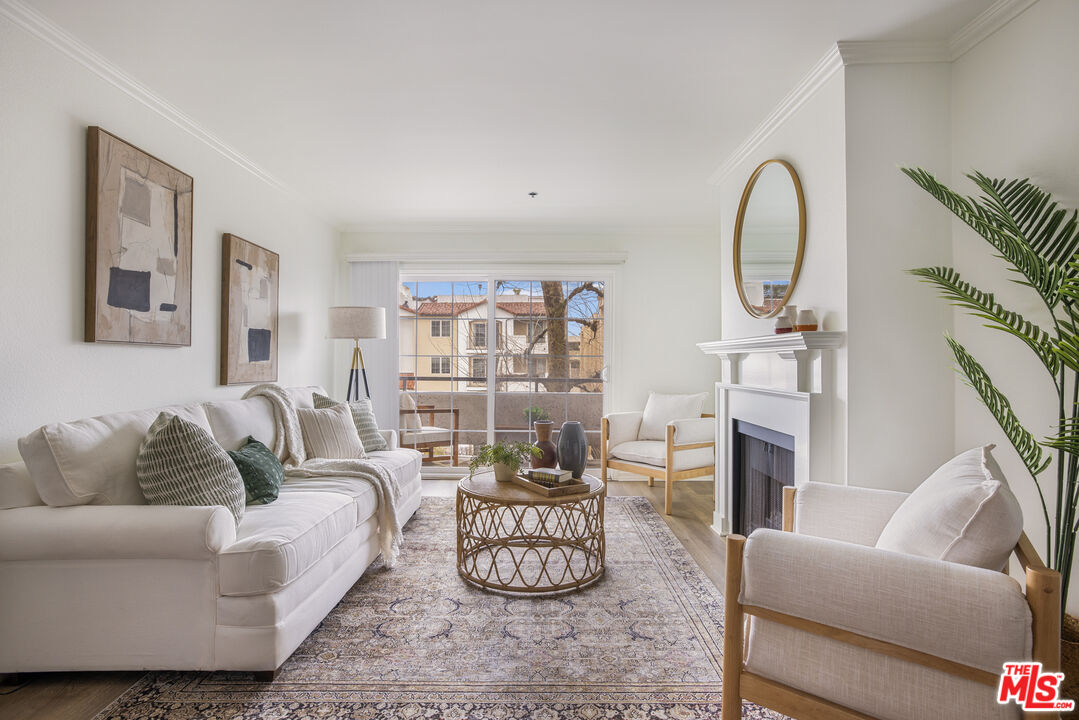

{"left": 532, "top": 421, "right": 558, "bottom": 469}
{"left": 557, "top": 421, "right": 588, "bottom": 479}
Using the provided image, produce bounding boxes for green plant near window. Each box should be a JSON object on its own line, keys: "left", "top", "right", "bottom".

{"left": 468, "top": 440, "right": 542, "bottom": 478}
{"left": 523, "top": 406, "right": 550, "bottom": 424}
{"left": 904, "top": 166, "right": 1079, "bottom": 607}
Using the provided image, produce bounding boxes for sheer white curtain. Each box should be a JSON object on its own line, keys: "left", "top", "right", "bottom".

{"left": 347, "top": 261, "right": 400, "bottom": 430}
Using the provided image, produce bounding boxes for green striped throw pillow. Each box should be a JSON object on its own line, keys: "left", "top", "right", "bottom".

{"left": 313, "top": 393, "right": 387, "bottom": 452}
{"left": 227, "top": 436, "right": 284, "bottom": 505}
{"left": 136, "top": 412, "right": 246, "bottom": 525}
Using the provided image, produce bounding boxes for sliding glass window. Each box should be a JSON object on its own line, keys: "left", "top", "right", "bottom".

{"left": 398, "top": 276, "right": 606, "bottom": 473}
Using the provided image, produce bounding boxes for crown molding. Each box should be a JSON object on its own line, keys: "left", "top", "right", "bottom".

{"left": 345, "top": 250, "right": 629, "bottom": 266}
{"left": 836, "top": 40, "right": 950, "bottom": 65}
{"left": 707, "top": 44, "right": 843, "bottom": 186}
{"left": 338, "top": 221, "right": 716, "bottom": 237}
{"left": 949, "top": 0, "right": 1039, "bottom": 59}
{"left": 0, "top": 0, "right": 328, "bottom": 222}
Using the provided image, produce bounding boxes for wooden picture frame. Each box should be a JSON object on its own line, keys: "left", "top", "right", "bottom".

{"left": 220, "top": 234, "right": 279, "bottom": 385}
{"left": 86, "top": 126, "right": 193, "bottom": 345}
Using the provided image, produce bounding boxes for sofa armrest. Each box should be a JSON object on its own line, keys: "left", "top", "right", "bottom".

{"left": 741, "top": 529, "right": 1031, "bottom": 673}
{"left": 670, "top": 417, "right": 713, "bottom": 445}
{"left": 379, "top": 429, "right": 399, "bottom": 450}
{"left": 0, "top": 505, "right": 237, "bottom": 561}
{"left": 605, "top": 412, "right": 643, "bottom": 449}
{"left": 794, "top": 481, "right": 909, "bottom": 546}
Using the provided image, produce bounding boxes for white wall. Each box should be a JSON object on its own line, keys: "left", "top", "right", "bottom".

{"left": 338, "top": 228, "right": 722, "bottom": 414}
{"left": 0, "top": 21, "right": 337, "bottom": 462}
{"left": 844, "top": 62, "right": 955, "bottom": 490}
{"left": 949, "top": 0, "right": 1079, "bottom": 606}
{"left": 718, "top": 72, "right": 850, "bottom": 484}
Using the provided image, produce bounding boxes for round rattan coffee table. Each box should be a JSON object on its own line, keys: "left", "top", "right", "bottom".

{"left": 456, "top": 472, "right": 605, "bottom": 594}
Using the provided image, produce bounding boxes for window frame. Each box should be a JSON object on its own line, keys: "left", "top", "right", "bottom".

{"left": 397, "top": 263, "right": 618, "bottom": 479}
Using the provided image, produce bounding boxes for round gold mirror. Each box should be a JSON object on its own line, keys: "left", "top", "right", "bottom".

{"left": 733, "top": 159, "right": 806, "bottom": 318}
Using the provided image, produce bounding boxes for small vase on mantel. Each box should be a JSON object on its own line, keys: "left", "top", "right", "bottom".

{"left": 557, "top": 421, "right": 588, "bottom": 479}
{"left": 795, "top": 308, "right": 819, "bottom": 332}
{"left": 532, "top": 421, "right": 558, "bottom": 469}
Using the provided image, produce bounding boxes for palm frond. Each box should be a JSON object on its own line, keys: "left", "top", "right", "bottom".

{"left": 909, "top": 266, "right": 1058, "bottom": 377}
{"left": 947, "top": 335, "right": 1051, "bottom": 477}
{"left": 1046, "top": 419, "right": 1079, "bottom": 456}
{"left": 969, "top": 172, "right": 1079, "bottom": 272}
{"left": 902, "top": 167, "right": 1064, "bottom": 308}
{"left": 1052, "top": 335, "right": 1079, "bottom": 374}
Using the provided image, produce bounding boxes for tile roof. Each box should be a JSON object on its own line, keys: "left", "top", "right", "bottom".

{"left": 403, "top": 299, "right": 547, "bottom": 317}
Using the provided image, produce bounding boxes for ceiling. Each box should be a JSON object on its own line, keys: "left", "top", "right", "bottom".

{"left": 25, "top": 0, "right": 995, "bottom": 229}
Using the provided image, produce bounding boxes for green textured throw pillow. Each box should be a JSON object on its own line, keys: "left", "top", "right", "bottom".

{"left": 313, "top": 393, "right": 387, "bottom": 452}
{"left": 227, "top": 437, "right": 284, "bottom": 505}
{"left": 136, "top": 412, "right": 246, "bottom": 525}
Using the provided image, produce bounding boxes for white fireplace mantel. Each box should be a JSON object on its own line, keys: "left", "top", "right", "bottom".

{"left": 697, "top": 331, "right": 844, "bottom": 393}
{"left": 697, "top": 331, "right": 845, "bottom": 536}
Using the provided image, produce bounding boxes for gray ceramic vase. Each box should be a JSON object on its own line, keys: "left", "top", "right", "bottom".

{"left": 557, "top": 421, "right": 588, "bottom": 479}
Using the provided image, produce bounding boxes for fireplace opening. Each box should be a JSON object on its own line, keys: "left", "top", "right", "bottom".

{"left": 731, "top": 420, "right": 795, "bottom": 536}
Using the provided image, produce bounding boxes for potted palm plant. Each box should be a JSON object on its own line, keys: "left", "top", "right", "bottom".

{"left": 469, "top": 440, "right": 542, "bottom": 482}
{"left": 903, "top": 167, "right": 1079, "bottom": 614}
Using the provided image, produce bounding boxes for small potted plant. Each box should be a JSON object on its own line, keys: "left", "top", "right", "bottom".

{"left": 523, "top": 406, "right": 550, "bottom": 424}
{"left": 469, "top": 440, "right": 542, "bottom": 482}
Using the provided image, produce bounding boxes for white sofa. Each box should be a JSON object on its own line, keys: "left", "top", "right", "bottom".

{"left": 0, "top": 385, "right": 422, "bottom": 677}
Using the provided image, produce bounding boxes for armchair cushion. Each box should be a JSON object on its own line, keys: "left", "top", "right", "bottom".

{"left": 638, "top": 392, "right": 707, "bottom": 440}
{"left": 742, "top": 529, "right": 1032, "bottom": 673}
{"left": 605, "top": 411, "right": 643, "bottom": 449}
{"left": 795, "top": 481, "right": 909, "bottom": 546}
{"left": 669, "top": 417, "right": 713, "bottom": 445}
{"left": 609, "top": 440, "right": 713, "bottom": 472}
{"left": 876, "top": 445, "right": 1023, "bottom": 570}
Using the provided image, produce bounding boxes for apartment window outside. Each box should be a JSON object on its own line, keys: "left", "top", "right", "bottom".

{"left": 470, "top": 321, "right": 487, "bottom": 349}
{"left": 399, "top": 277, "right": 607, "bottom": 472}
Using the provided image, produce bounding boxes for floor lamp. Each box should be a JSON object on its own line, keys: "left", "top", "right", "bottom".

{"left": 328, "top": 306, "right": 386, "bottom": 401}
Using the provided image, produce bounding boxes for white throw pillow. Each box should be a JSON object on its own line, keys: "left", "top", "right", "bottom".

{"left": 875, "top": 445, "right": 1023, "bottom": 570}
{"left": 638, "top": 392, "right": 708, "bottom": 441}
{"left": 297, "top": 404, "right": 367, "bottom": 460}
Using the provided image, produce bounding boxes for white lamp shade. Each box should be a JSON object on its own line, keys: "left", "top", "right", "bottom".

{"left": 328, "top": 306, "right": 386, "bottom": 339}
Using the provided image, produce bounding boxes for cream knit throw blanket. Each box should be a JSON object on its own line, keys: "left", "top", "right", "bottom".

{"left": 243, "top": 383, "right": 403, "bottom": 567}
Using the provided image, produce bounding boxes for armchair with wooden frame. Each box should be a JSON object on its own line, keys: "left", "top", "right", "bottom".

{"left": 600, "top": 411, "right": 715, "bottom": 516}
{"left": 722, "top": 482, "right": 1061, "bottom": 720}
{"left": 399, "top": 393, "right": 460, "bottom": 466}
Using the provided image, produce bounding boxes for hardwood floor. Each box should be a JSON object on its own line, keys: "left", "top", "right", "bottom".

{"left": 0, "top": 478, "right": 724, "bottom": 720}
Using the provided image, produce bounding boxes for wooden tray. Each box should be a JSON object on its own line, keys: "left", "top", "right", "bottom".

{"left": 510, "top": 473, "right": 591, "bottom": 497}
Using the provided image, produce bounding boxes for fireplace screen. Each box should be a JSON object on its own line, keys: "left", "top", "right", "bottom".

{"left": 732, "top": 420, "right": 795, "bottom": 536}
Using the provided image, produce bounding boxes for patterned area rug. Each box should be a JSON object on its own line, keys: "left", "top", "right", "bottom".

{"left": 97, "top": 496, "right": 785, "bottom": 719}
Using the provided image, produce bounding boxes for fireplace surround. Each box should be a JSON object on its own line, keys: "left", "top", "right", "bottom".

{"left": 699, "top": 331, "right": 844, "bottom": 535}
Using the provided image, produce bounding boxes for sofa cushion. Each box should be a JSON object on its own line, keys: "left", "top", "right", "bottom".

{"left": 218, "top": 490, "right": 356, "bottom": 596}
{"left": 137, "top": 412, "right": 246, "bottom": 525}
{"left": 228, "top": 437, "right": 284, "bottom": 505}
{"left": 298, "top": 404, "right": 367, "bottom": 459}
{"left": 875, "top": 445, "right": 1023, "bottom": 570}
{"left": 18, "top": 402, "right": 211, "bottom": 506}
{"left": 203, "top": 396, "right": 278, "bottom": 454}
{"left": 287, "top": 385, "right": 326, "bottom": 410}
{"left": 609, "top": 440, "right": 714, "bottom": 472}
{"left": 280, "top": 478, "right": 379, "bottom": 526}
{"left": 314, "top": 393, "right": 387, "bottom": 452}
{"left": 0, "top": 462, "right": 43, "bottom": 509}
{"left": 638, "top": 392, "right": 707, "bottom": 441}
{"left": 279, "top": 449, "right": 421, "bottom": 526}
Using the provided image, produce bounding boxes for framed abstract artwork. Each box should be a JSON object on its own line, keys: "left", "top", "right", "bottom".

{"left": 85, "top": 126, "right": 193, "bottom": 345}
{"left": 220, "top": 233, "right": 279, "bottom": 385}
